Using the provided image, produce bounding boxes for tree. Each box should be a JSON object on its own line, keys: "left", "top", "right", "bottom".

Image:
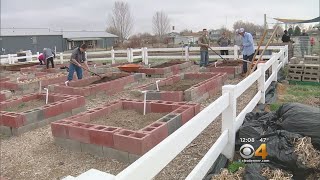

{"left": 233, "top": 20, "right": 264, "bottom": 35}
{"left": 294, "top": 26, "right": 301, "bottom": 36}
{"left": 106, "top": 1, "right": 134, "bottom": 43}
{"left": 152, "top": 11, "right": 170, "bottom": 40}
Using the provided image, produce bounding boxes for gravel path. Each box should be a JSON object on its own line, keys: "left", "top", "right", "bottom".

{"left": 0, "top": 64, "right": 260, "bottom": 180}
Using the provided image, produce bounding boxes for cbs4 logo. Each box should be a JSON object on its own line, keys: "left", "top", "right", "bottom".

{"left": 240, "top": 144, "right": 268, "bottom": 159}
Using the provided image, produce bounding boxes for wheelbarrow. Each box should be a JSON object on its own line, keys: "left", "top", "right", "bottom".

{"left": 117, "top": 64, "right": 141, "bottom": 73}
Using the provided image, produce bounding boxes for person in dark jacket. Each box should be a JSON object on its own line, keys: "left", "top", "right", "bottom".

{"left": 281, "top": 30, "right": 291, "bottom": 43}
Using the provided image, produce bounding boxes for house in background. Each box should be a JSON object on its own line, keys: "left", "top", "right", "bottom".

{"left": 0, "top": 28, "right": 118, "bottom": 54}
{"left": 63, "top": 31, "right": 118, "bottom": 51}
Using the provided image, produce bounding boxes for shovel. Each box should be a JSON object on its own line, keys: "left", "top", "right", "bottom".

{"left": 70, "top": 61, "right": 103, "bottom": 78}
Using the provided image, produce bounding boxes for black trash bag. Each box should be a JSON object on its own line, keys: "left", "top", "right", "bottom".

{"left": 236, "top": 111, "right": 278, "bottom": 147}
{"left": 244, "top": 130, "right": 313, "bottom": 179}
{"left": 244, "top": 163, "right": 291, "bottom": 180}
{"left": 265, "top": 82, "right": 277, "bottom": 104}
{"left": 276, "top": 103, "right": 320, "bottom": 150}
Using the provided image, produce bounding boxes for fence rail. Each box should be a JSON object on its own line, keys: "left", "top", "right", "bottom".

{"left": 61, "top": 45, "right": 288, "bottom": 180}
{"left": 0, "top": 45, "right": 284, "bottom": 65}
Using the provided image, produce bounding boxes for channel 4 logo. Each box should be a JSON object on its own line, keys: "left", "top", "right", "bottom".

{"left": 239, "top": 144, "right": 269, "bottom": 162}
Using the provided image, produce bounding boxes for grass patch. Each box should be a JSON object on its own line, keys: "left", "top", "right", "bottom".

{"left": 269, "top": 103, "right": 282, "bottom": 111}
{"left": 277, "top": 83, "right": 320, "bottom": 107}
{"left": 227, "top": 161, "right": 245, "bottom": 173}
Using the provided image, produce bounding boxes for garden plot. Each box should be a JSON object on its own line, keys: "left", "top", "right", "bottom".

{"left": 0, "top": 72, "right": 67, "bottom": 95}
{"left": 51, "top": 99, "right": 200, "bottom": 163}
{"left": 49, "top": 72, "right": 145, "bottom": 97}
{"left": 133, "top": 72, "right": 227, "bottom": 102}
{"left": 201, "top": 60, "right": 243, "bottom": 78}
{"left": 0, "top": 93, "right": 85, "bottom": 136}
{"left": 138, "top": 60, "right": 193, "bottom": 77}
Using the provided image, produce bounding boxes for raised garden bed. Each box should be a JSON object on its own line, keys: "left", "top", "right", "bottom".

{"left": 0, "top": 73, "right": 68, "bottom": 95}
{"left": 51, "top": 99, "right": 200, "bottom": 163}
{"left": 49, "top": 72, "right": 145, "bottom": 97}
{"left": 0, "top": 62, "right": 39, "bottom": 71}
{"left": 138, "top": 61, "right": 193, "bottom": 78}
{"left": 133, "top": 72, "right": 227, "bottom": 102}
{"left": 202, "top": 61, "right": 242, "bottom": 78}
{"left": 0, "top": 93, "right": 86, "bottom": 136}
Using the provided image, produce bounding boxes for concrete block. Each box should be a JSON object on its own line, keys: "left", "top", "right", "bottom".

{"left": 146, "top": 91, "right": 161, "bottom": 100}
{"left": 0, "top": 126, "right": 12, "bottom": 136}
{"left": 37, "top": 119, "right": 49, "bottom": 128}
{"left": 72, "top": 106, "right": 86, "bottom": 115}
{"left": 22, "top": 108, "right": 44, "bottom": 124}
{"left": 129, "top": 153, "right": 140, "bottom": 163}
{"left": 158, "top": 113, "right": 182, "bottom": 135}
{"left": 11, "top": 123, "right": 38, "bottom": 136}
{"left": 54, "top": 137, "right": 81, "bottom": 152}
{"left": 46, "top": 112, "right": 72, "bottom": 124}
{"left": 80, "top": 143, "right": 104, "bottom": 156}
{"left": 103, "top": 147, "right": 129, "bottom": 163}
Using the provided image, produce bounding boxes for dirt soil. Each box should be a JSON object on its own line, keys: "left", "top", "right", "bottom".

{"left": 4, "top": 99, "right": 45, "bottom": 113}
{"left": 90, "top": 110, "right": 166, "bottom": 130}
{"left": 152, "top": 61, "right": 183, "bottom": 68}
{"left": 91, "top": 74, "right": 127, "bottom": 85}
{"left": 160, "top": 79, "right": 206, "bottom": 91}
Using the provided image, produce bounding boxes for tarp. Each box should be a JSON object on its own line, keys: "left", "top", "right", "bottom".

{"left": 274, "top": 16, "right": 320, "bottom": 24}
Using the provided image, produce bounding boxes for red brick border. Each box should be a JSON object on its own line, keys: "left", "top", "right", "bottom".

{"left": 138, "top": 61, "right": 192, "bottom": 77}
{"left": 134, "top": 72, "right": 227, "bottom": 102}
{"left": 51, "top": 99, "right": 199, "bottom": 158}
{"left": 49, "top": 73, "right": 144, "bottom": 97}
{"left": 0, "top": 93, "right": 85, "bottom": 136}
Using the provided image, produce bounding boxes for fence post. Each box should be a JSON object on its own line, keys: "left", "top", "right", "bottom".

{"left": 144, "top": 47, "right": 149, "bottom": 65}
{"left": 127, "top": 48, "right": 130, "bottom": 62}
{"left": 8, "top": 54, "right": 11, "bottom": 64}
{"left": 184, "top": 46, "right": 189, "bottom": 61}
{"left": 234, "top": 45, "right": 238, "bottom": 60}
{"left": 221, "top": 85, "right": 237, "bottom": 160}
{"left": 284, "top": 45, "right": 289, "bottom": 66}
{"left": 141, "top": 47, "right": 145, "bottom": 63}
{"left": 111, "top": 49, "right": 115, "bottom": 64}
{"left": 257, "top": 64, "right": 266, "bottom": 104}
{"left": 59, "top": 53, "right": 63, "bottom": 64}
{"left": 130, "top": 48, "right": 134, "bottom": 63}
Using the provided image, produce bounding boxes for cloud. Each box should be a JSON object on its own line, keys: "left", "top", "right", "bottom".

{"left": 1, "top": 0, "right": 319, "bottom": 34}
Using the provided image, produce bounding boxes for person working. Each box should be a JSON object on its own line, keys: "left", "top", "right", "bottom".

{"left": 198, "top": 28, "right": 210, "bottom": 68}
{"left": 43, "top": 48, "right": 55, "bottom": 69}
{"left": 238, "top": 28, "right": 255, "bottom": 75}
{"left": 281, "top": 30, "right": 292, "bottom": 43}
{"left": 65, "top": 44, "right": 90, "bottom": 86}
{"left": 217, "top": 32, "right": 231, "bottom": 57}
{"left": 38, "top": 53, "right": 45, "bottom": 65}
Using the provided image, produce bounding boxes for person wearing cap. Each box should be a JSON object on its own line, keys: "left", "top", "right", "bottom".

{"left": 198, "top": 28, "right": 210, "bottom": 68}
{"left": 238, "top": 28, "right": 254, "bottom": 75}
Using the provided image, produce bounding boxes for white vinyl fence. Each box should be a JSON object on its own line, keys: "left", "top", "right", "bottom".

{"left": 0, "top": 45, "right": 283, "bottom": 65}
{"left": 62, "top": 45, "right": 288, "bottom": 180}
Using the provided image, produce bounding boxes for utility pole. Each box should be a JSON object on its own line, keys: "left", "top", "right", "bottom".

{"left": 264, "top": 14, "right": 267, "bottom": 30}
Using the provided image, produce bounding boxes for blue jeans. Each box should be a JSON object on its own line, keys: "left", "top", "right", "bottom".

{"left": 67, "top": 63, "right": 83, "bottom": 81}
{"left": 200, "top": 51, "right": 209, "bottom": 67}
{"left": 243, "top": 53, "right": 254, "bottom": 73}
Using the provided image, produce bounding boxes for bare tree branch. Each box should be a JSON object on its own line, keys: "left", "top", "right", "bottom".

{"left": 152, "top": 11, "right": 170, "bottom": 40}
{"left": 106, "top": 1, "right": 134, "bottom": 42}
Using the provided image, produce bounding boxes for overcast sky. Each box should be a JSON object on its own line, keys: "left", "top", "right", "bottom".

{"left": 1, "top": 0, "right": 319, "bottom": 34}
